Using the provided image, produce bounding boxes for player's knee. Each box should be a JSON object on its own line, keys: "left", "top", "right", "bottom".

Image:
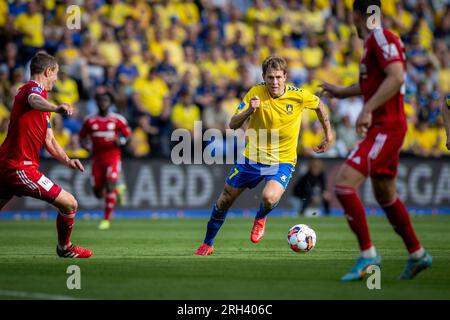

{"left": 372, "top": 182, "right": 396, "bottom": 205}
{"left": 262, "top": 192, "right": 279, "bottom": 208}
{"left": 217, "top": 190, "right": 233, "bottom": 210}
{"left": 61, "top": 194, "right": 78, "bottom": 213}
{"left": 217, "top": 195, "right": 232, "bottom": 211}
{"left": 105, "top": 181, "right": 116, "bottom": 194}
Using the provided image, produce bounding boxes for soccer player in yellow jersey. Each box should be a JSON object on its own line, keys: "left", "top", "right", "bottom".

{"left": 443, "top": 94, "right": 450, "bottom": 150}
{"left": 195, "top": 56, "right": 333, "bottom": 255}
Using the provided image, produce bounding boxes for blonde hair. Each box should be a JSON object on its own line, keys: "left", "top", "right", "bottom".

{"left": 262, "top": 56, "right": 288, "bottom": 76}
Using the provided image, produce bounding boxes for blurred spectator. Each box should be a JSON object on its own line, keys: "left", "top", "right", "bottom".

{"left": 336, "top": 115, "right": 358, "bottom": 156}
{"left": 132, "top": 67, "right": 169, "bottom": 117}
{"left": 292, "top": 158, "right": 331, "bottom": 216}
{"left": 171, "top": 90, "right": 201, "bottom": 134}
{"left": 51, "top": 114, "right": 71, "bottom": 152}
{"left": 0, "top": 116, "right": 8, "bottom": 145}
{"left": 66, "top": 134, "right": 89, "bottom": 159}
{"left": 300, "top": 121, "right": 324, "bottom": 156}
{"left": 98, "top": 27, "right": 122, "bottom": 67}
{"left": 53, "top": 66, "right": 79, "bottom": 107}
{"left": 0, "top": 63, "right": 11, "bottom": 110}
{"left": 13, "top": 2, "right": 44, "bottom": 63}
{"left": 411, "top": 115, "right": 440, "bottom": 158}
{"left": 156, "top": 49, "right": 178, "bottom": 85}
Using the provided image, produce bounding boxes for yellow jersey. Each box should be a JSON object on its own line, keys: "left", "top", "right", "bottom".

{"left": 235, "top": 83, "right": 320, "bottom": 165}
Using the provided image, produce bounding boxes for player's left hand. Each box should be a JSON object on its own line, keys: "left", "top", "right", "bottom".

{"left": 356, "top": 109, "right": 372, "bottom": 137}
{"left": 67, "top": 159, "right": 85, "bottom": 172}
{"left": 313, "top": 137, "right": 331, "bottom": 154}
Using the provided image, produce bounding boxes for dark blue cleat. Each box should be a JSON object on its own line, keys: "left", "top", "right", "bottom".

{"left": 341, "top": 255, "right": 382, "bottom": 281}
{"left": 399, "top": 252, "right": 432, "bottom": 280}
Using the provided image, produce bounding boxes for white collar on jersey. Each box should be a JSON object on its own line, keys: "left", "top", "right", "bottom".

{"left": 30, "top": 80, "right": 45, "bottom": 90}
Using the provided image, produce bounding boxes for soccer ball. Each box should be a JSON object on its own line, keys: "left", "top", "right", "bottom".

{"left": 287, "top": 224, "right": 317, "bottom": 252}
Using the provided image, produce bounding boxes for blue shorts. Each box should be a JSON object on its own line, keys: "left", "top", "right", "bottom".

{"left": 226, "top": 157, "right": 295, "bottom": 190}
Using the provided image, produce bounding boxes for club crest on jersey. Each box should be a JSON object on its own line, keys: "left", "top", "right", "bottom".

{"left": 286, "top": 104, "right": 293, "bottom": 114}
{"left": 264, "top": 102, "right": 269, "bottom": 110}
{"left": 107, "top": 122, "right": 116, "bottom": 130}
{"left": 31, "top": 87, "right": 42, "bottom": 93}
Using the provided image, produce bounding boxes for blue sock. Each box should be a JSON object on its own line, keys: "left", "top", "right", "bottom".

{"left": 255, "top": 201, "right": 279, "bottom": 220}
{"left": 203, "top": 204, "right": 228, "bottom": 245}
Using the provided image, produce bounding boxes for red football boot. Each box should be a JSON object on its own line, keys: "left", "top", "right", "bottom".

{"left": 194, "top": 243, "right": 214, "bottom": 256}
{"left": 251, "top": 218, "right": 267, "bottom": 243}
{"left": 57, "top": 243, "right": 93, "bottom": 258}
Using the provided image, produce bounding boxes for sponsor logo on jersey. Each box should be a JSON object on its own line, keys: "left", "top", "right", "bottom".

{"left": 237, "top": 101, "right": 246, "bottom": 110}
{"left": 31, "top": 87, "right": 43, "bottom": 93}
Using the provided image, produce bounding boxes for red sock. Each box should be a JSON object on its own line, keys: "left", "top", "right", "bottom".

{"left": 380, "top": 198, "right": 421, "bottom": 253}
{"left": 56, "top": 211, "right": 75, "bottom": 247}
{"left": 335, "top": 185, "right": 373, "bottom": 251}
{"left": 104, "top": 191, "right": 117, "bottom": 220}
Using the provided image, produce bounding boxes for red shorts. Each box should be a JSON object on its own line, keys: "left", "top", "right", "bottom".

{"left": 0, "top": 166, "right": 62, "bottom": 203}
{"left": 345, "top": 127, "right": 406, "bottom": 178}
{"left": 91, "top": 158, "right": 121, "bottom": 190}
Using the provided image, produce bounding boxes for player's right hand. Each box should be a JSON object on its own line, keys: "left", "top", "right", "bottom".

{"left": 249, "top": 96, "right": 260, "bottom": 113}
{"left": 56, "top": 103, "right": 74, "bottom": 116}
{"left": 319, "top": 82, "right": 342, "bottom": 99}
{"left": 67, "top": 159, "right": 85, "bottom": 172}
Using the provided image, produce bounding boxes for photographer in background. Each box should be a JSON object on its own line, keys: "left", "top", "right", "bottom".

{"left": 292, "top": 158, "right": 331, "bottom": 216}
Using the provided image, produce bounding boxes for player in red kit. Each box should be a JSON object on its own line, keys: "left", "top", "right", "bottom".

{"left": 0, "top": 52, "right": 93, "bottom": 258}
{"left": 79, "top": 92, "right": 131, "bottom": 230}
{"left": 321, "top": 0, "right": 431, "bottom": 280}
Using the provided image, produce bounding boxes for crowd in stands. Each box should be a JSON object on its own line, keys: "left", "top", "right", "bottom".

{"left": 0, "top": 0, "right": 449, "bottom": 159}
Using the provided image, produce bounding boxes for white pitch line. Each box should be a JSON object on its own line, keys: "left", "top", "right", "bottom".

{"left": 0, "top": 289, "right": 85, "bottom": 300}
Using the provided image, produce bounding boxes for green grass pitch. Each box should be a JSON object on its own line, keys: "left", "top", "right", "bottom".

{"left": 0, "top": 216, "right": 449, "bottom": 300}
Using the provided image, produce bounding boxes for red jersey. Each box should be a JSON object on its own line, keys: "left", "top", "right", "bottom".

{"left": 360, "top": 28, "right": 407, "bottom": 131}
{"left": 79, "top": 112, "right": 131, "bottom": 160}
{"left": 0, "top": 80, "right": 50, "bottom": 169}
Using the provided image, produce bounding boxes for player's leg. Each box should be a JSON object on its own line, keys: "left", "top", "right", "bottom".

{"left": 194, "top": 183, "right": 245, "bottom": 255}
{"left": 52, "top": 189, "right": 93, "bottom": 258}
{"left": 335, "top": 164, "right": 381, "bottom": 281}
{"left": 335, "top": 164, "right": 372, "bottom": 252}
{"left": 0, "top": 198, "right": 11, "bottom": 210}
{"left": 92, "top": 161, "right": 112, "bottom": 230}
{"left": 372, "top": 176, "right": 431, "bottom": 279}
{"left": 251, "top": 164, "right": 295, "bottom": 243}
{"left": 250, "top": 180, "right": 285, "bottom": 243}
{"left": 100, "top": 161, "right": 121, "bottom": 229}
{"left": 98, "top": 178, "right": 117, "bottom": 230}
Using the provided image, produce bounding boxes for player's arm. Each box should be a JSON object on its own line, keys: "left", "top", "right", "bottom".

{"left": 356, "top": 62, "right": 404, "bottom": 136}
{"left": 78, "top": 120, "right": 91, "bottom": 152}
{"left": 313, "top": 100, "right": 333, "bottom": 153}
{"left": 28, "top": 94, "right": 74, "bottom": 115}
{"left": 229, "top": 96, "right": 260, "bottom": 130}
{"left": 442, "top": 97, "right": 450, "bottom": 150}
{"left": 320, "top": 82, "right": 361, "bottom": 99}
{"left": 115, "top": 120, "right": 132, "bottom": 147}
{"left": 44, "top": 128, "right": 84, "bottom": 172}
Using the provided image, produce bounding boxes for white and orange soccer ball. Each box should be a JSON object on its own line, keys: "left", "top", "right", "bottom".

{"left": 287, "top": 224, "right": 317, "bottom": 253}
